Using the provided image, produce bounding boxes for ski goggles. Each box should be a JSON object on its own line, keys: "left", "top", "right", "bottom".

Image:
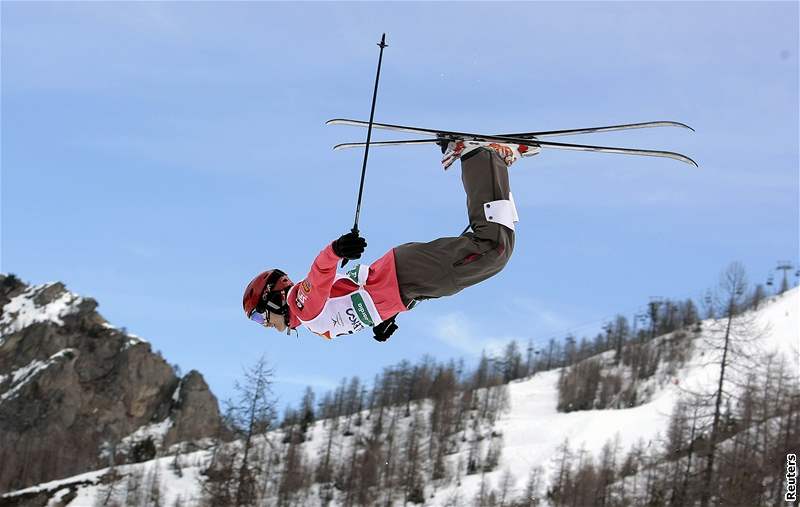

{"left": 249, "top": 287, "right": 287, "bottom": 327}
{"left": 248, "top": 309, "right": 269, "bottom": 327}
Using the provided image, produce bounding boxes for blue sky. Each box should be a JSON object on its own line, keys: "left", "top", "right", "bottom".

{"left": 2, "top": 2, "right": 798, "bottom": 410}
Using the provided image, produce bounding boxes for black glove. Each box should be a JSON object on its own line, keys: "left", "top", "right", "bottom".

{"left": 332, "top": 232, "right": 367, "bottom": 260}
{"left": 373, "top": 314, "right": 398, "bottom": 342}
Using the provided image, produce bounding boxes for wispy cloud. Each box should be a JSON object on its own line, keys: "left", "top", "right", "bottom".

{"left": 433, "top": 311, "right": 524, "bottom": 357}
{"left": 506, "top": 296, "right": 574, "bottom": 332}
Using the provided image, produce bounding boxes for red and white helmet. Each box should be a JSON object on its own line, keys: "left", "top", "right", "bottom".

{"left": 243, "top": 269, "right": 294, "bottom": 326}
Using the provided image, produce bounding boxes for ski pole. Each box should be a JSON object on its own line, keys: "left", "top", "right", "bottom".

{"left": 343, "top": 33, "right": 388, "bottom": 268}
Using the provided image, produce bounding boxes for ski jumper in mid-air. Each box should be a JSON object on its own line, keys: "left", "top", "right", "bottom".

{"left": 243, "top": 141, "right": 540, "bottom": 341}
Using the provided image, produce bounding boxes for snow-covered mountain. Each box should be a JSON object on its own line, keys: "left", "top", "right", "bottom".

{"left": 0, "top": 275, "right": 224, "bottom": 498}
{"left": 2, "top": 280, "right": 797, "bottom": 506}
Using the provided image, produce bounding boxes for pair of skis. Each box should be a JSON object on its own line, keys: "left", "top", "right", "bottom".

{"left": 327, "top": 118, "right": 698, "bottom": 167}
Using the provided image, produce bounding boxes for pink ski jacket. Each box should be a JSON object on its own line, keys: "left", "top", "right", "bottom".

{"left": 286, "top": 244, "right": 407, "bottom": 339}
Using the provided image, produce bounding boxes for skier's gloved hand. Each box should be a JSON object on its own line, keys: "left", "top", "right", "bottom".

{"left": 332, "top": 232, "right": 367, "bottom": 260}
{"left": 373, "top": 315, "right": 398, "bottom": 342}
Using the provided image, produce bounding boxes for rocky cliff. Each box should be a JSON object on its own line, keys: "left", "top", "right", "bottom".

{"left": 0, "top": 274, "right": 223, "bottom": 493}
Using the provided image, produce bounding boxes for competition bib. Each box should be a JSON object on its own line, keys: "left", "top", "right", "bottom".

{"left": 298, "top": 264, "right": 381, "bottom": 339}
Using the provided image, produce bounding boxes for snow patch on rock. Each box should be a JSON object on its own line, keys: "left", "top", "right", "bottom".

{"left": 0, "top": 284, "right": 83, "bottom": 341}
{"left": 0, "top": 349, "right": 77, "bottom": 403}
{"left": 1, "top": 467, "right": 106, "bottom": 498}
{"left": 172, "top": 381, "right": 182, "bottom": 404}
{"left": 102, "top": 322, "right": 147, "bottom": 348}
{"left": 119, "top": 418, "right": 175, "bottom": 452}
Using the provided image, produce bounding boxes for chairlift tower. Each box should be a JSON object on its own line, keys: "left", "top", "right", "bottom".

{"left": 776, "top": 261, "right": 794, "bottom": 293}
{"left": 632, "top": 311, "right": 647, "bottom": 336}
{"left": 648, "top": 297, "right": 663, "bottom": 341}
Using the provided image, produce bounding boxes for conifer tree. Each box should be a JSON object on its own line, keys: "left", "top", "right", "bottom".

{"left": 228, "top": 355, "right": 277, "bottom": 506}
{"left": 698, "top": 263, "right": 759, "bottom": 507}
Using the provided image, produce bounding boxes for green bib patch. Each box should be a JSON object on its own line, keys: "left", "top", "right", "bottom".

{"left": 350, "top": 293, "right": 375, "bottom": 327}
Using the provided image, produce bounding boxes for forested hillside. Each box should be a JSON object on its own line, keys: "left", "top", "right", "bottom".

{"left": 2, "top": 267, "right": 797, "bottom": 506}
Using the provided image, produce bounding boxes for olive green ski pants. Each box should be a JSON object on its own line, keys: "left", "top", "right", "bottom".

{"left": 394, "top": 148, "right": 515, "bottom": 307}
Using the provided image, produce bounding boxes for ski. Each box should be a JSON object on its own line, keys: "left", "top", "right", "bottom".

{"left": 327, "top": 119, "right": 698, "bottom": 167}
{"left": 334, "top": 139, "right": 440, "bottom": 150}
{"left": 327, "top": 118, "right": 694, "bottom": 138}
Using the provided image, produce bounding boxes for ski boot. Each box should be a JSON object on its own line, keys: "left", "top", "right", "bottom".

{"left": 440, "top": 139, "right": 541, "bottom": 170}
